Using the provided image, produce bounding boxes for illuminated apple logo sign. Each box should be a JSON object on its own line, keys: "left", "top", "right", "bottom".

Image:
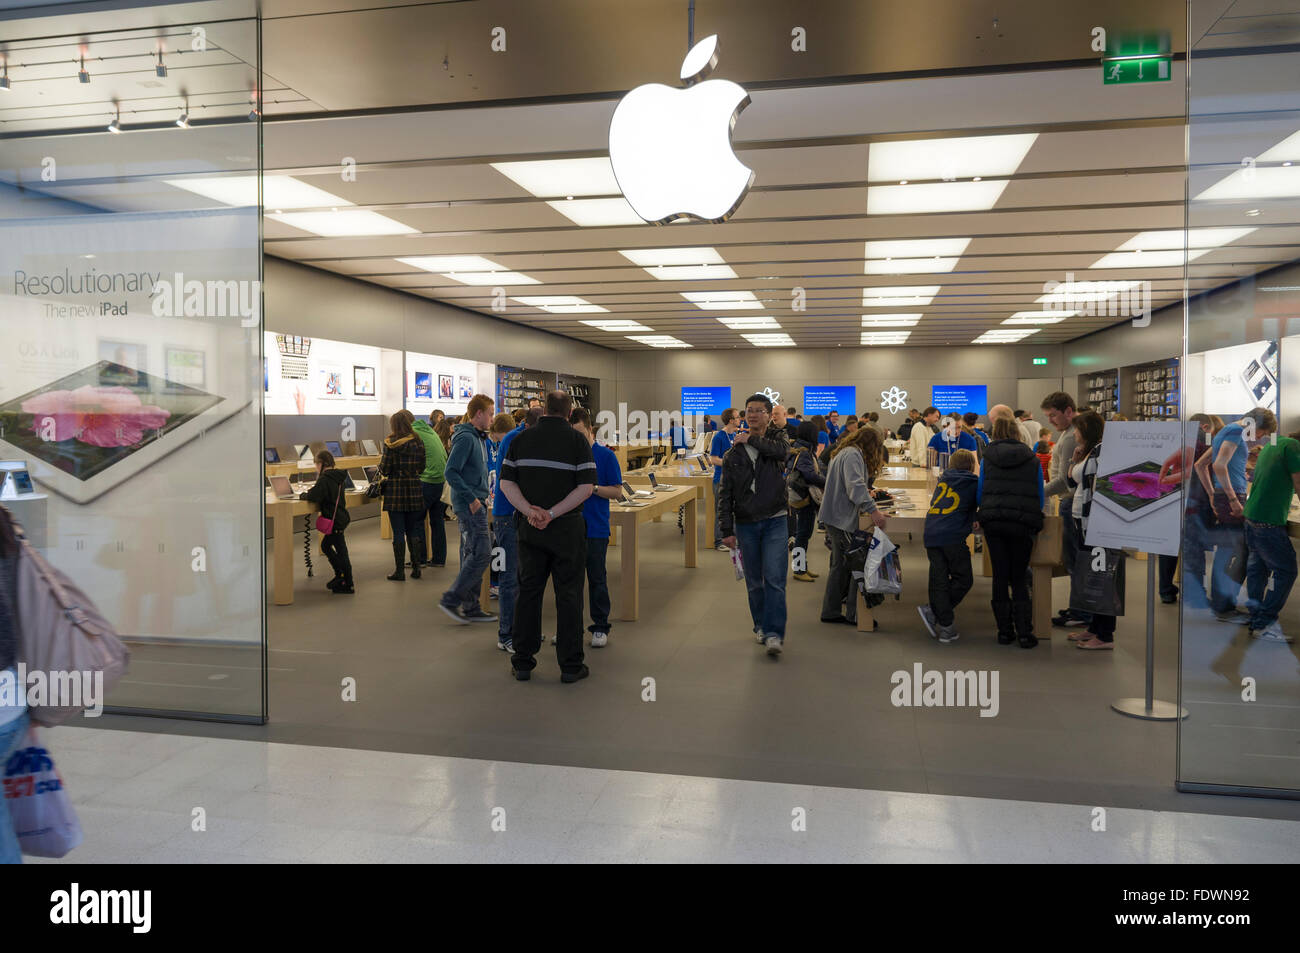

{"left": 609, "top": 34, "right": 754, "bottom": 225}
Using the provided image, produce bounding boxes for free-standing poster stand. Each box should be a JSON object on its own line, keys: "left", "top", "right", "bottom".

{"left": 1085, "top": 421, "right": 1193, "bottom": 722}
{"left": 1110, "top": 556, "right": 1188, "bottom": 721}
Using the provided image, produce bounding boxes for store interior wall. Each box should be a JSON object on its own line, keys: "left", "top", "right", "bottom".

{"left": 618, "top": 345, "right": 1064, "bottom": 425}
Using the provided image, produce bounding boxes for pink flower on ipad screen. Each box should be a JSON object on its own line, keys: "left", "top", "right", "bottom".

{"left": 21, "top": 385, "right": 171, "bottom": 448}
{"left": 1109, "top": 471, "right": 1170, "bottom": 500}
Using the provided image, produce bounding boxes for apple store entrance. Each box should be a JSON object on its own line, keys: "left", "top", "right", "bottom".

{"left": 3, "top": 0, "right": 1298, "bottom": 814}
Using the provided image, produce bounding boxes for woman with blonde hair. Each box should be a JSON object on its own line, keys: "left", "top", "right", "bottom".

{"left": 819, "top": 426, "right": 887, "bottom": 626}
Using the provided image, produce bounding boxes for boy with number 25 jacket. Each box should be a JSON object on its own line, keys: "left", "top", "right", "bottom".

{"left": 918, "top": 449, "right": 979, "bottom": 644}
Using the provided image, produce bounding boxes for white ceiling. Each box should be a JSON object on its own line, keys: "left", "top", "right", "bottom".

{"left": 2, "top": 0, "right": 1298, "bottom": 351}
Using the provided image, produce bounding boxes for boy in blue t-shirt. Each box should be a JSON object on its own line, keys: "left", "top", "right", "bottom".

{"left": 572, "top": 408, "right": 623, "bottom": 647}
{"left": 919, "top": 449, "right": 979, "bottom": 643}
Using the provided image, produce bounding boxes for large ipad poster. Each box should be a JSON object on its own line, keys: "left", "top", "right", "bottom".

{"left": 0, "top": 206, "right": 264, "bottom": 662}
{"left": 1083, "top": 421, "right": 1183, "bottom": 556}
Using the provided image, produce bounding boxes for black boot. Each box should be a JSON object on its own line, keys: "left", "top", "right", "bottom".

{"left": 992, "top": 600, "right": 1015, "bottom": 644}
{"left": 388, "top": 540, "right": 406, "bottom": 581}
{"left": 326, "top": 573, "right": 343, "bottom": 591}
{"left": 1013, "top": 600, "right": 1037, "bottom": 648}
{"left": 333, "top": 573, "right": 355, "bottom": 595}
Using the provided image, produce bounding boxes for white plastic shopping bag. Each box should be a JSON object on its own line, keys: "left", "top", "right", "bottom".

{"left": 861, "top": 528, "right": 903, "bottom": 596}
{"left": 4, "top": 726, "right": 82, "bottom": 858}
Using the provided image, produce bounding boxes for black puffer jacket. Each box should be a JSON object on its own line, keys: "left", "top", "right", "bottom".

{"left": 976, "top": 438, "right": 1045, "bottom": 537}
{"left": 300, "top": 467, "right": 351, "bottom": 534}
{"left": 717, "top": 424, "right": 791, "bottom": 535}
{"left": 0, "top": 506, "right": 17, "bottom": 671}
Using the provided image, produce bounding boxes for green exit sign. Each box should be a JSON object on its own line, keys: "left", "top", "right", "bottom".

{"left": 1103, "top": 56, "right": 1170, "bottom": 84}
{"left": 1033, "top": 357, "right": 1048, "bottom": 365}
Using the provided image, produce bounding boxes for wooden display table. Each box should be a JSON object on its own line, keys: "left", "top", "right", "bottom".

{"left": 854, "top": 510, "right": 1062, "bottom": 637}
{"left": 609, "top": 442, "right": 666, "bottom": 473}
{"left": 876, "top": 465, "right": 934, "bottom": 490}
{"left": 266, "top": 454, "right": 379, "bottom": 479}
{"left": 625, "top": 463, "right": 715, "bottom": 549}
{"left": 608, "top": 485, "right": 698, "bottom": 621}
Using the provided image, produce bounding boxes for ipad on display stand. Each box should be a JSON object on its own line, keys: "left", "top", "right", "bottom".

{"left": 0, "top": 360, "right": 250, "bottom": 505}
{"left": 264, "top": 447, "right": 281, "bottom": 463}
{"left": 324, "top": 440, "right": 343, "bottom": 457}
{"left": 294, "top": 444, "right": 311, "bottom": 460}
{"left": 348, "top": 468, "right": 367, "bottom": 485}
{"left": 362, "top": 439, "right": 379, "bottom": 455}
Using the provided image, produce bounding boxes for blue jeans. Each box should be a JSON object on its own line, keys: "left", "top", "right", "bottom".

{"left": 420, "top": 481, "right": 447, "bottom": 566}
{"left": 1182, "top": 509, "right": 1212, "bottom": 610}
{"left": 735, "top": 514, "right": 788, "bottom": 639}
{"left": 1209, "top": 500, "right": 1246, "bottom": 615}
{"left": 0, "top": 709, "right": 30, "bottom": 864}
{"left": 1059, "top": 498, "right": 1091, "bottom": 622}
{"left": 443, "top": 503, "right": 490, "bottom": 610}
{"left": 1244, "top": 521, "right": 1297, "bottom": 629}
{"left": 585, "top": 536, "right": 612, "bottom": 635}
{"left": 494, "top": 513, "right": 519, "bottom": 638}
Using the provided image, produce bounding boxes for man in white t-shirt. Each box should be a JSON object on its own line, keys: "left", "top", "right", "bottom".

{"left": 1017, "top": 410, "right": 1044, "bottom": 446}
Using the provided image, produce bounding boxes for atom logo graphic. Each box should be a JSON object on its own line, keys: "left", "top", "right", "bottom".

{"left": 761, "top": 385, "right": 781, "bottom": 405}
{"left": 880, "top": 386, "right": 908, "bottom": 414}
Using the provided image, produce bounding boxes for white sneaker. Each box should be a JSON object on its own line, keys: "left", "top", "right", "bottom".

{"left": 764, "top": 636, "right": 783, "bottom": 657}
{"left": 754, "top": 627, "right": 765, "bottom": 645}
{"left": 496, "top": 637, "right": 513, "bottom": 652}
{"left": 917, "top": 605, "right": 939, "bottom": 639}
{"left": 1251, "top": 621, "right": 1294, "bottom": 643}
{"left": 590, "top": 631, "right": 608, "bottom": 648}
{"left": 716, "top": 543, "right": 731, "bottom": 552}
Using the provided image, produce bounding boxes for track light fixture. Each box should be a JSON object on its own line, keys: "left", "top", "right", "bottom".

{"left": 78, "top": 54, "right": 90, "bottom": 84}
{"left": 0, "top": 61, "right": 10, "bottom": 92}
{"left": 107, "top": 106, "right": 121, "bottom": 133}
{"left": 176, "top": 96, "right": 189, "bottom": 128}
{"left": 156, "top": 49, "right": 167, "bottom": 78}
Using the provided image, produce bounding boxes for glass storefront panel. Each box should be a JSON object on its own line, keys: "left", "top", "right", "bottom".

{"left": 1181, "top": 1, "right": 1300, "bottom": 794}
{"left": 0, "top": 13, "right": 265, "bottom": 721}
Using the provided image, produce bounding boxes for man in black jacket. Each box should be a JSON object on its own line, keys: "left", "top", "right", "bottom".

{"left": 719, "top": 393, "right": 793, "bottom": 657}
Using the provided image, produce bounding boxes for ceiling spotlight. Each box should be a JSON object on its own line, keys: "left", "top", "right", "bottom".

{"left": 107, "top": 116, "right": 121, "bottom": 133}
{"left": 0, "top": 61, "right": 9, "bottom": 92}
{"left": 1245, "top": 208, "right": 1261, "bottom": 217}
{"left": 899, "top": 179, "right": 909, "bottom": 185}
{"left": 155, "top": 50, "right": 167, "bottom": 78}
{"left": 78, "top": 55, "right": 90, "bottom": 84}
{"left": 248, "top": 107, "right": 260, "bottom": 121}
{"left": 176, "top": 111, "right": 189, "bottom": 128}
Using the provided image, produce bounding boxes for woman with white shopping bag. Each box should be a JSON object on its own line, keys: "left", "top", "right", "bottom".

{"left": 820, "top": 427, "right": 887, "bottom": 627}
{"left": 0, "top": 505, "right": 29, "bottom": 863}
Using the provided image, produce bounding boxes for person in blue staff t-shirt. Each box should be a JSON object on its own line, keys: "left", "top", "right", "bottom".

{"left": 928, "top": 416, "right": 979, "bottom": 459}
{"left": 668, "top": 420, "right": 690, "bottom": 455}
{"left": 571, "top": 407, "right": 622, "bottom": 648}
{"left": 703, "top": 415, "right": 717, "bottom": 433}
{"left": 709, "top": 408, "right": 740, "bottom": 551}
{"left": 826, "top": 411, "right": 841, "bottom": 443}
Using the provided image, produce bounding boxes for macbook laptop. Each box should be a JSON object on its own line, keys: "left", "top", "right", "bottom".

{"left": 363, "top": 465, "right": 379, "bottom": 483}
{"left": 268, "top": 475, "right": 297, "bottom": 500}
{"left": 647, "top": 472, "right": 677, "bottom": 490}
{"left": 348, "top": 468, "right": 368, "bottom": 485}
{"left": 622, "top": 481, "right": 653, "bottom": 499}
{"left": 617, "top": 489, "right": 649, "bottom": 507}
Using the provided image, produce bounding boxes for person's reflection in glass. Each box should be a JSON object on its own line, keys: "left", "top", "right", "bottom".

{"left": 1160, "top": 413, "right": 1216, "bottom": 610}
{"left": 1194, "top": 407, "right": 1276, "bottom": 624}
{"left": 1239, "top": 428, "right": 1300, "bottom": 642}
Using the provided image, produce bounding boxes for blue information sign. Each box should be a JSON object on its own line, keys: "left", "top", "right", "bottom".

{"left": 803, "top": 385, "right": 856, "bottom": 415}
{"left": 681, "top": 386, "right": 731, "bottom": 416}
{"left": 931, "top": 385, "right": 988, "bottom": 415}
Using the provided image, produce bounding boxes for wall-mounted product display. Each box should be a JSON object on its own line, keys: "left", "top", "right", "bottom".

{"left": 1080, "top": 369, "right": 1119, "bottom": 417}
{"left": 932, "top": 384, "right": 988, "bottom": 416}
{"left": 1125, "top": 358, "right": 1180, "bottom": 421}
{"left": 497, "top": 365, "right": 554, "bottom": 412}
{"left": 557, "top": 373, "right": 600, "bottom": 415}
{"left": 804, "top": 385, "right": 856, "bottom": 416}
{"left": 681, "top": 386, "right": 731, "bottom": 416}
{"left": 265, "top": 331, "right": 392, "bottom": 416}
{"left": 1186, "top": 340, "right": 1279, "bottom": 418}
{"left": 406, "top": 351, "right": 495, "bottom": 414}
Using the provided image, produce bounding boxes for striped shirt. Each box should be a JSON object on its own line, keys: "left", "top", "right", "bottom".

{"left": 501, "top": 415, "right": 596, "bottom": 514}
